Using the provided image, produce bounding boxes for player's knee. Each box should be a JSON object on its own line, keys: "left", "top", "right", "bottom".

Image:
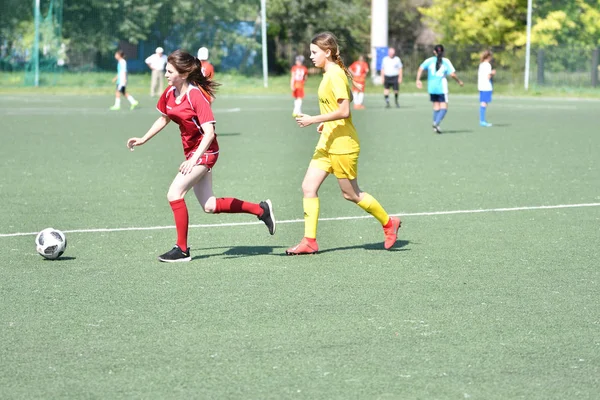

{"left": 301, "top": 183, "right": 318, "bottom": 197}
{"left": 166, "top": 190, "right": 183, "bottom": 202}
{"left": 202, "top": 197, "right": 217, "bottom": 213}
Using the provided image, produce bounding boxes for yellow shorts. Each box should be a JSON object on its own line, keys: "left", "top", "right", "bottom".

{"left": 309, "top": 149, "right": 359, "bottom": 180}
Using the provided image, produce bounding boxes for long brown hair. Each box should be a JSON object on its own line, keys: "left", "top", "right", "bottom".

{"left": 480, "top": 49, "right": 493, "bottom": 63}
{"left": 167, "top": 49, "right": 220, "bottom": 98}
{"left": 311, "top": 32, "right": 352, "bottom": 79}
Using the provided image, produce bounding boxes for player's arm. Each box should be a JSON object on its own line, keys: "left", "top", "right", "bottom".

{"left": 416, "top": 66, "right": 424, "bottom": 89}
{"left": 295, "top": 98, "right": 350, "bottom": 127}
{"left": 127, "top": 115, "right": 170, "bottom": 150}
{"left": 290, "top": 71, "right": 295, "bottom": 90}
{"left": 398, "top": 67, "right": 403, "bottom": 84}
{"left": 179, "top": 122, "right": 215, "bottom": 175}
{"left": 449, "top": 72, "right": 464, "bottom": 86}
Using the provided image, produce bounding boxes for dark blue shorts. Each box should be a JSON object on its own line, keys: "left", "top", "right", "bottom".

{"left": 430, "top": 93, "right": 447, "bottom": 103}
{"left": 479, "top": 91, "right": 493, "bottom": 103}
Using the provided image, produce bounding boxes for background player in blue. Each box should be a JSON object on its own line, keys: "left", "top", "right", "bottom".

{"left": 478, "top": 50, "right": 496, "bottom": 127}
{"left": 416, "top": 45, "right": 463, "bottom": 134}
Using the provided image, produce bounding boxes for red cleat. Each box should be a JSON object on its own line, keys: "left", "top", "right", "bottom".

{"left": 286, "top": 237, "right": 319, "bottom": 255}
{"left": 383, "top": 216, "right": 401, "bottom": 249}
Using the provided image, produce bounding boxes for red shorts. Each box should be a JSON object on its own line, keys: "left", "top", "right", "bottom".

{"left": 187, "top": 151, "right": 219, "bottom": 170}
{"left": 292, "top": 88, "right": 305, "bottom": 99}
{"left": 352, "top": 80, "right": 366, "bottom": 93}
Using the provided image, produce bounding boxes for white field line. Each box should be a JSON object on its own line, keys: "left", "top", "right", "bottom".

{"left": 1, "top": 202, "right": 599, "bottom": 238}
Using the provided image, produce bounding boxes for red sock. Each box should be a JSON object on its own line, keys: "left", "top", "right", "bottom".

{"left": 214, "top": 198, "right": 263, "bottom": 217}
{"left": 169, "top": 199, "right": 188, "bottom": 250}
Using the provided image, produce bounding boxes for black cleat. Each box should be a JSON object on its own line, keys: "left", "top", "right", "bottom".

{"left": 395, "top": 102, "right": 400, "bottom": 108}
{"left": 158, "top": 245, "right": 191, "bottom": 263}
{"left": 258, "top": 199, "right": 276, "bottom": 235}
{"left": 433, "top": 123, "right": 442, "bottom": 134}
{"left": 385, "top": 103, "right": 391, "bottom": 109}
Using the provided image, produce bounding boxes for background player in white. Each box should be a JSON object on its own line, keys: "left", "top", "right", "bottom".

{"left": 380, "top": 47, "right": 403, "bottom": 108}
{"left": 478, "top": 50, "right": 495, "bottom": 127}
{"left": 110, "top": 50, "right": 139, "bottom": 111}
{"left": 145, "top": 47, "right": 168, "bottom": 97}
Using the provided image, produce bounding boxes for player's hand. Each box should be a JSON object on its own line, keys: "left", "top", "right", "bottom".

{"left": 317, "top": 123, "right": 324, "bottom": 134}
{"left": 126, "top": 137, "right": 144, "bottom": 151}
{"left": 352, "top": 81, "right": 364, "bottom": 91}
{"left": 295, "top": 114, "right": 314, "bottom": 128}
{"left": 112, "top": 77, "right": 116, "bottom": 83}
{"left": 416, "top": 80, "right": 422, "bottom": 89}
{"left": 179, "top": 159, "right": 196, "bottom": 175}
{"left": 458, "top": 80, "right": 464, "bottom": 87}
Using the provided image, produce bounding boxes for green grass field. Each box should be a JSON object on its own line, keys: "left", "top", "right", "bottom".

{"left": 1, "top": 91, "right": 599, "bottom": 399}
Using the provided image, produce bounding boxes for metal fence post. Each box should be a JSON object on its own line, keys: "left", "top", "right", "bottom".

{"left": 537, "top": 49, "right": 545, "bottom": 86}
{"left": 592, "top": 47, "right": 599, "bottom": 88}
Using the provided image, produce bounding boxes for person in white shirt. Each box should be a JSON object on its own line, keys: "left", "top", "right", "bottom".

{"left": 478, "top": 50, "right": 496, "bottom": 127}
{"left": 145, "top": 47, "right": 168, "bottom": 97}
{"left": 380, "top": 47, "right": 403, "bottom": 108}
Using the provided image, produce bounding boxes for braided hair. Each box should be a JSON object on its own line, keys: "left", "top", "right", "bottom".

{"left": 311, "top": 32, "right": 352, "bottom": 80}
{"left": 434, "top": 44, "right": 444, "bottom": 71}
{"left": 167, "top": 49, "right": 220, "bottom": 98}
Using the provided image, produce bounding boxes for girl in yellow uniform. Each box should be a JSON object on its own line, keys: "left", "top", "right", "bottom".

{"left": 287, "top": 32, "right": 401, "bottom": 255}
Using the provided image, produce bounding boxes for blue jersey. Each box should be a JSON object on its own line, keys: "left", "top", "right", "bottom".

{"left": 420, "top": 57, "right": 455, "bottom": 94}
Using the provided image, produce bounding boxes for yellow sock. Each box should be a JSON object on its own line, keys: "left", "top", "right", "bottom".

{"left": 357, "top": 193, "right": 390, "bottom": 226}
{"left": 303, "top": 197, "right": 319, "bottom": 239}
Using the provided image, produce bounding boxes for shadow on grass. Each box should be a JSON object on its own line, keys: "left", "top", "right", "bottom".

{"left": 441, "top": 129, "right": 474, "bottom": 134}
{"left": 217, "top": 132, "right": 241, "bottom": 137}
{"left": 192, "top": 245, "right": 287, "bottom": 260}
{"left": 316, "top": 239, "right": 411, "bottom": 254}
{"left": 45, "top": 256, "right": 77, "bottom": 261}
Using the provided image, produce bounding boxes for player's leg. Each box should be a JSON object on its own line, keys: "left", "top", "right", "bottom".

{"left": 110, "top": 86, "right": 123, "bottom": 110}
{"left": 286, "top": 164, "right": 329, "bottom": 255}
{"left": 431, "top": 97, "right": 442, "bottom": 132}
{"left": 479, "top": 91, "right": 492, "bottom": 126}
{"left": 383, "top": 81, "right": 391, "bottom": 108}
{"left": 191, "top": 164, "right": 275, "bottom": 235}
{"left": 333, "top": 154, "right": 401, "bottom": 249}
{"left": 435, "top": 98, "right": 448, "bottom": 127}
{"left": 393, "top": 79, "right": 400, "bottom": 107}
{"left": 124, "top": 86, "right": 139, "bottom": 110}
{"left": 159, "top": 165, "right": 211, "bottom": 262}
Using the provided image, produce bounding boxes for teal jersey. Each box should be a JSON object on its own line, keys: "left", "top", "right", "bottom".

{"left": 420, "top": 57, "right": 455, "bottom": 94}
{"left": 116, "top": 59, "right": 127, "bottom": 86}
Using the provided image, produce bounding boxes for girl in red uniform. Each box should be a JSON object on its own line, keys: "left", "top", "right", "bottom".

{"left": 127, "top": 50, "right": 275, "bottom": 262}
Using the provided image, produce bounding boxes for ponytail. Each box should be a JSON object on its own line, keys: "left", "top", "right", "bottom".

{"left": 434, "top": 44, "right": 444, "bottom": 71}
{"left": 167, "top": 50, "right": 220, "bottom": 99}
{"left": 333, "top": 52, "right": 352, "bottom": 80}
{"left": 188, "top": 57, "right": 220, "bottom": 98}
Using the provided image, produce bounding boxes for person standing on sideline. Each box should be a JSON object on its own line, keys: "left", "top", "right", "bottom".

{"left": 126, "top": 50, "right": 275, "bottom": 262}
{"left": 110, "top": 50, "right": 139, "bottom": 111}
{"left": 349, "top": 55, "right": 369, "bottom": 109}
{"left": 416, "top": 44, "right": 463, "bottom": 134}
{"left": 291, "top": 55, "right": 308, "bottom": 117}
{"left": 380, "top": 47, "right": 403, "bottom": 108}
{"left": 145, "top": 47, "right": 168, "bottom": 97}
{"left": 478, "top": 50, "right": 495, "bottom": 127}
{"left": 197, "top": 47, "right": 214, "bottom": 79}
{"left": 288, "top": 32, "right": 401, "bottom": 255}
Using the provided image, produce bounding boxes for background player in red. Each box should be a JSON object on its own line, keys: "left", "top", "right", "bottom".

{"left": 348, "top": 55, "right": 369, "bottom": 109}
{"left": 291, "top": 55, "right": 308, "bottom": 117}
{"left": 126, "top": 50, "right": 275, "bottom": 262}
{"left": 197, "top": 47, "right": 214, "bottom": 79}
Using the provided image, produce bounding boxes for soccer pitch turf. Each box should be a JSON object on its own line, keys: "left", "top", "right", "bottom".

{"left": 0, "top": 93, "right": 599, "bottom": 399}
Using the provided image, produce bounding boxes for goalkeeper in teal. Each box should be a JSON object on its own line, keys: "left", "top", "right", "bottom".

{"left": 416, "top": 45, "right": 463, "bottom": 134}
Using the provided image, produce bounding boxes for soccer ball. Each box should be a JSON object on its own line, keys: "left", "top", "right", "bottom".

{"left": 35, "top": 228, "right": 67, "bottom": 260}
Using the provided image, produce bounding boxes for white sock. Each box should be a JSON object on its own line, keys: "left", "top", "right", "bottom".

{"left": 352, "top": 91, "right": 359, "bottom": 104}
{"left": 114, "top": 98, "right": 121, "bottom": 107}
{"left": 127, "top": 95, "right": 137, "bottom": 104}
{"left": 294, "top": 98, "right": 302, "bottom": 114}
{"left": 357, "top": 92, "right": 364, "bottom": 105}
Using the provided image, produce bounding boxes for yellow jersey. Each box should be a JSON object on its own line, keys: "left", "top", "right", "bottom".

{"left": 316, "top": 64, "right": 360, "bottom": 154}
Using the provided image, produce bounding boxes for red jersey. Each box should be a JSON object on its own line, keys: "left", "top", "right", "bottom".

{"left": 349, "top": 60, "right": 369, "bottom": 83}
{"left": 291, "top": 65, "right": 308, "bottom": 88}
{"left": 201, "top": 61, "right": 214, "bottom": 79}
{"left": 157, "top": 85, "right": 219, "bottom": 158}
